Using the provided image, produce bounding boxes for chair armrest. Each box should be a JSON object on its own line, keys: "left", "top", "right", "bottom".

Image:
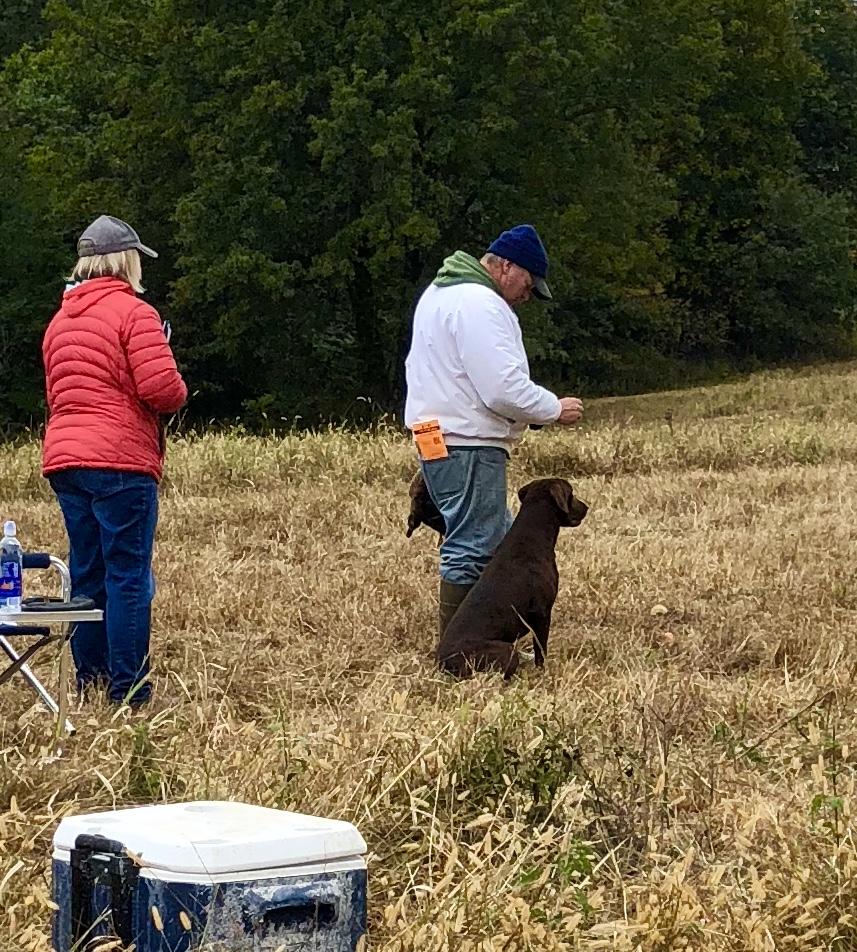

{"left": 0, "top": 624, "right": 51, "bottom": 637}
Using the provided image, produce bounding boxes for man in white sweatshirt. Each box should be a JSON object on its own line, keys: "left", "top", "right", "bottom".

{"left": 404, "top": 224, "right": 583, "bottom": 636}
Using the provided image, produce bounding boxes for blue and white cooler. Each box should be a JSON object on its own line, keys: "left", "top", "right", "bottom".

{"left": 51, "top": 800, "right": 368, "bottom": 951}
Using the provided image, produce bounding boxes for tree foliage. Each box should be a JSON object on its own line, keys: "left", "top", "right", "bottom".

{"left": 2, "top": 0, "right": 856, "bottom": 428}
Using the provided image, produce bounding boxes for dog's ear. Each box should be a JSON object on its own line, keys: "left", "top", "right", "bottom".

{"left": 517, "top": 481, "right": 535, "bottom": 503}
{"left": 549, "top": 480, "right": 575, "bottom": 519}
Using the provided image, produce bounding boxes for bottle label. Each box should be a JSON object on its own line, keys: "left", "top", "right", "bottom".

{"left": 0, "top": 560, "right": 22, "bottom": 600}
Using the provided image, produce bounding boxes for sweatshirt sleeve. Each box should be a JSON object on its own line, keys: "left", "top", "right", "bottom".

{"left": 455, "top": 299, "right": 562, "bottom": 425}
{"left": 123, "top": 303, "right": 188, "bottom": 414}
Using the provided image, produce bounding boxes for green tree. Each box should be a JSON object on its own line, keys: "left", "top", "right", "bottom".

{"left": 723, "top": 179, "right": 856, "bottom": 357}
{"left": 664, "top": 0, "right": 853, "bottom": 358}
{"left": 0, "top": 0, "right": 190, "bottom": 427}
{"left": 169, "top": 0, "right": 723, "bottom": 417}
{"left": 1, "top": 0, "right": 855, "bottom": 428}
{"left": 794, "top": 0, "right": 857, "bottom": 208}
{"left": 0, "top": 0, "right": 47, "bottom": 60}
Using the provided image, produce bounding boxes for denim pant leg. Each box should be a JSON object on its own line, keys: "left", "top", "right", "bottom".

{"left": 92, "top": 474, "right": 158, "bottom": 704}
{"left": 421, "top": 447, "right": 512, "bottom": 585}
{"left": 48, "top": 472, "right": 110, "bottom": 688}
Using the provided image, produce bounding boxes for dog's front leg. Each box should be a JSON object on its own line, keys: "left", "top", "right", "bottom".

{"left": 530, "top": 610, "right": 552, "bottom": 668}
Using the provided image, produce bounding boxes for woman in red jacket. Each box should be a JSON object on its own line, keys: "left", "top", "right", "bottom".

{"left": 42, "top": 215, "right": 188, "bottom": 706}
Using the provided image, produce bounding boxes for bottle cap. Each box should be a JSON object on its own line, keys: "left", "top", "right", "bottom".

{"left": 3, "top": 521, "right": 16, "bottom": 537}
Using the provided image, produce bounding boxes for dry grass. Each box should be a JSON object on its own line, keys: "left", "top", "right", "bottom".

{"left": 3, "top": 361, "right": 857, "bottom": 950}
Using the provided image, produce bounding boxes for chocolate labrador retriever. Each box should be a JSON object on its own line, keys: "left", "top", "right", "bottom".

{"left": 436, "top": 478, "right": 588, "bottom": 678}
{"left": 406, "top": 471, "right": 445, "bottom": 541}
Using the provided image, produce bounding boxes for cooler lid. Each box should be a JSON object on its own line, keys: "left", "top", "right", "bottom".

{"left": 53, "top": 801, "right": 367, "bottom": 875}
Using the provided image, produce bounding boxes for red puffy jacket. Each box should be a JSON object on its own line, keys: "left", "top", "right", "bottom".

{"left": 42, "top": 277, "right": 188, "bottom": 482}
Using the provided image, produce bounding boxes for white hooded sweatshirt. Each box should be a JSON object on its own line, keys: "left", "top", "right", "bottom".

{"left": 404, "top": 278, "right": 561, "bottom": 452}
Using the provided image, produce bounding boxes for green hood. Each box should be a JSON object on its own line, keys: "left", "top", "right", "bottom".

{"left": 433, "top": 251, "right": 498, "bottom": 293}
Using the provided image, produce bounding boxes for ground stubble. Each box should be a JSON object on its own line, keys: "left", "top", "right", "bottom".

{"left": 3, "top": 362, "right": 857, "bottom": 950}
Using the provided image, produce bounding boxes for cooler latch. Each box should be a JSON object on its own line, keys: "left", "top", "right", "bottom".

{"left": 70, "top": 833, "right": 140, "bottom": 947}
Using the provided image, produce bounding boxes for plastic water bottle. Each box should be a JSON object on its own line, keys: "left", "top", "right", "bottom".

{"left": 0, "top": 520, "right": 23, "bottom": 612}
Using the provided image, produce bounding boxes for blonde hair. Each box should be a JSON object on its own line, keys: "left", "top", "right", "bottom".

{"left": 68, "top": 249, "right": 144, "bottom": 293}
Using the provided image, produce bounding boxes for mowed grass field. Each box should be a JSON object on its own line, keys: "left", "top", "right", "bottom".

{"left": 3, "top": 362, "right": 857, "bottom": 951}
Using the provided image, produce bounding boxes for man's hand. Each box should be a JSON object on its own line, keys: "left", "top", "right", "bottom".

{"left": 557, "top": 396, "right": 584, "bottom": 425}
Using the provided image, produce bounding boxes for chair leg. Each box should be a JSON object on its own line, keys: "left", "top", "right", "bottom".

{"left": 56, "top": 629, "right": 72, "bottom": 738}
{"left": 0, "top": 635, "right": 51, "bottom": 685}
{"left": 0, "top": 636, "right": 75, "bottom": 735}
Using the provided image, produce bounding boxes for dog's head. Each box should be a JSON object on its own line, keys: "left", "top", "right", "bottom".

{"left": 406, "top": 471, "right": 446, "bottom": 538}
{"left": 517, "top": 478, "right": 588, "bottom": 527}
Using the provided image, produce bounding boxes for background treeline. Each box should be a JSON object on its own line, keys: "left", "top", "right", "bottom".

{"left": 2, "top": 0, "right": 857, "bottom": 430}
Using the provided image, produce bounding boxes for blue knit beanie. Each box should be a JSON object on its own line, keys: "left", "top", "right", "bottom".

{"left": 487, "top": 224, "right": 552, "bottom": 300}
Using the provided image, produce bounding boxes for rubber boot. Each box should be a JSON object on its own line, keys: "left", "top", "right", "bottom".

{"left": 439, "top": 580, "right": 474, "bottom": 638}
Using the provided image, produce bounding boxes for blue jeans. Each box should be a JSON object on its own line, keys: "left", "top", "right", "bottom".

{"left": 48, "top": 469, "right": 157, "bottom": 705}
{"left": 420, "top": 447, "right": 513, "bottom": 585}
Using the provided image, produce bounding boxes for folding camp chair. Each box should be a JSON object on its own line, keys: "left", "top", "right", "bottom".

{"left": 0, "top": 552, "right": 103, "bottom": 736}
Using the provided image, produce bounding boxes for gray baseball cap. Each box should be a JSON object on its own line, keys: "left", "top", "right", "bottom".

{"left": 77, "top": 215, "right": 158, "bottom": 259}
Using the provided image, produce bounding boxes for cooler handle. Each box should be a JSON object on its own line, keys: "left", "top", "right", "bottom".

{"left": 70, "top": 834, "right": 139, "bottom": 946}
{"left": 254, "top": 891, "right": 340, "bottom": 932}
